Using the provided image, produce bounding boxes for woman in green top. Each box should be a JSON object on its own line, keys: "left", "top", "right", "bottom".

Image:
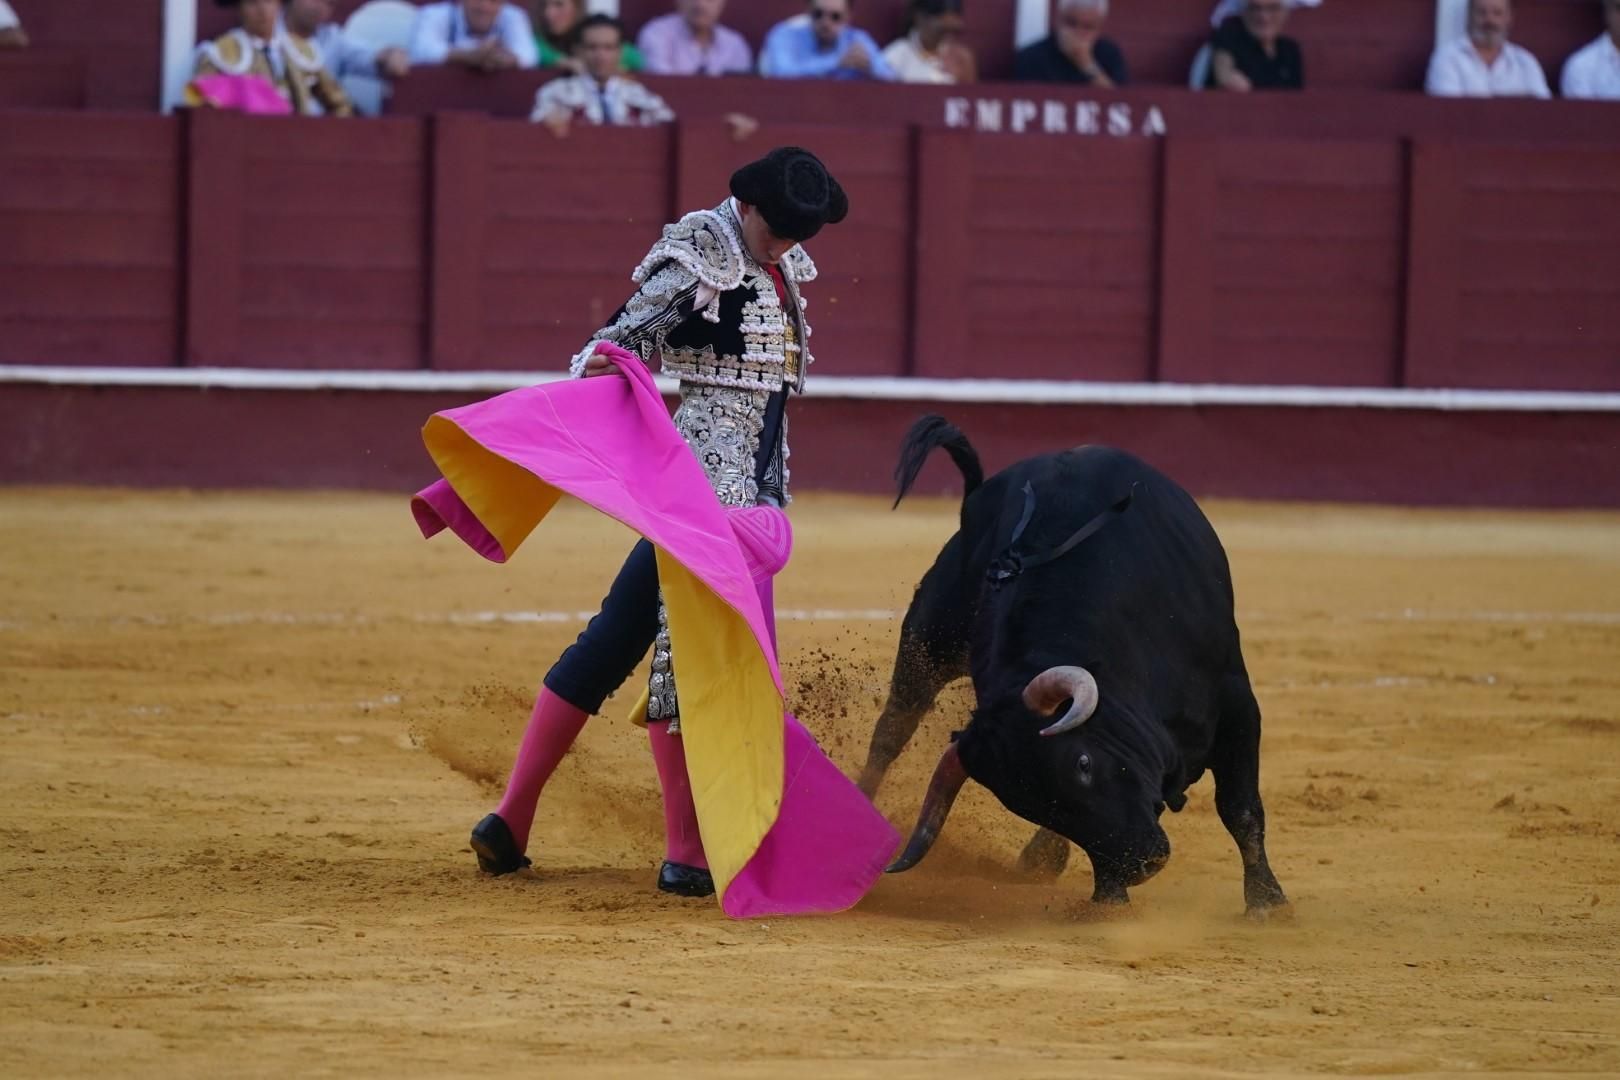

{"left": 533, "top": 0, "right": 644, "bottom": 71}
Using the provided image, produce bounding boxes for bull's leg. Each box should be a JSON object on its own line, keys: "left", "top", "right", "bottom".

{"left": 1212, "top": 675, "right": 1289, "bottom": 916}
{"left": 856, "top": 627, "right": 967, "bottom": 798}
{"left": 1015, "top": 827, "right": 1071, "bottom": 879}
{"left": 857, "top": 547, "right": 972, "bottom": 798}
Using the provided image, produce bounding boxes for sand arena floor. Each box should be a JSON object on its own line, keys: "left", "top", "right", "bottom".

{"left": 2, "top": 487, "right": 1618, "bottom": 1078}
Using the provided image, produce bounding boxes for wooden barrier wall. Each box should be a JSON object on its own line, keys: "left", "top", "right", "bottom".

{"left": 2, "top": 96, "right": 1619, "bottom": 391}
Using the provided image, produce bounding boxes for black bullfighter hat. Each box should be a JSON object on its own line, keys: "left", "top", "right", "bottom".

{"left": 729, "top": 146, "right": 849, "bottom": 244}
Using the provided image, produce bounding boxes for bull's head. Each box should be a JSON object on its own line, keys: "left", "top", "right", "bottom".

{"left": 887, "top": 664, "right": 1171, "bottom": 891}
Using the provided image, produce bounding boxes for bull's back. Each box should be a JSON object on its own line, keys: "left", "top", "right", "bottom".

{"left": 963, "top": 446, "right": 1239, "bottom": 673}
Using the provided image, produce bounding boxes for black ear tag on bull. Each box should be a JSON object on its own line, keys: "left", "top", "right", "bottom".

{"left": 986, "top": 481, "right": 1136, "bottom": 590}
{"left": 986, "top": 483, "right": 1040, "bottom": 589}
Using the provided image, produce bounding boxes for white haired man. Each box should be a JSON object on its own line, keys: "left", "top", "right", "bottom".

{"left": 1560, "top": 0, "right": 1620, "bottom": 99}
{"left": 1012, "top": 0, "right": 1128, "bottom": 86}
{"left": 0, "top": 1, "right": 28, "bottom": 48}
{"left": 1426, "top": 0, "right": 1550, "bottom": 98}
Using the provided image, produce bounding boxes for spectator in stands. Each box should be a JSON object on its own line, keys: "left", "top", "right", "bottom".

{"left": 531, "top": 15, "right": 674, "bottom": 135}
{"left": 1426, "top": 0, "right": 1550, "bottom": 98}
{"left": 534, "top": 0, "right": 643, "bottom": 72}
{"left": 760, "top": 0, "right": 898, "bottom": 81}
{"left": 1208, "top": 0, "right": 1304, "bottom": 91}
{"left": 193, "top": 0, "right": 354, "bottom": 116}
{"left": 282, "top": 0, "right": 409, "bottom": 116}
{"left": 409, "top": 0, "right": 538, "bottom": 71}
{"left": 0, "top": 1, "right": 28, "bottom": 48}
{"left": 639, "top": 0, "right": 753, "bottom": 76}
{"left": 1013, "top": 0, "right": 1127, "bottom": 86}
{"left": 1560, "top": 0, "right": 1620, "bottom": 99}
{"left": 883, "top": 0, "right": 977, "bottom": 84}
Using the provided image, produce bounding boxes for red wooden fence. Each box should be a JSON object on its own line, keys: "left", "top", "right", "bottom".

{"left": 2, "top": 90, "right": 1618, "bottom": 391}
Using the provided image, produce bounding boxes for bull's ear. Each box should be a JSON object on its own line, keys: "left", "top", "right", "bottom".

{"left": 1163, "top": 789, "right": 1188, "bottom": 813}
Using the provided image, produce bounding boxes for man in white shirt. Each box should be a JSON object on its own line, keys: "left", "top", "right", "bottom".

{"left": 531, "top": 15, "right": 674, "bottom": 135}
{"left": 408, "top": 0, "right": 538, "bottom": 70}
{"left": 0, "top": 0, "right": 28, "bottom": 48}
{"left": 1425, "top": 0, "right": 1550, "bottom": 98}
{"left": 1561, "top": 0, "right": 1620, "bottom": 99}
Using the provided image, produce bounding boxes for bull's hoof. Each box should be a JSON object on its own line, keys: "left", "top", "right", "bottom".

{"left": 1244, "top": 898, "right": 1295, "bottom": 923}
{"left": 1015, "top": 829, "right": 1071, "bottom": 880}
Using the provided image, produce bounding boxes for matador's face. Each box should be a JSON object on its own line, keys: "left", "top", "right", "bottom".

{"left": 737, "top": 203, "right": 796, "bottom": 267}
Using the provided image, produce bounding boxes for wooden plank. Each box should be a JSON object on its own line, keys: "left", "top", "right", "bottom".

{"left": 0, "top": 318, "right": 175, "bottom": 367}
{"left": 236, "top": 318, "right": 425, "bottom": 370}
{"left": 1156, "top": 137, "right": 1218, "bottom": 384}
{"left": 0, "top": 266, "right": 178, "bottom": 318}
{"left": 428, "top": 112, "right": 488, "bottom": 371}
{"left": 0, "top": 159, "right": 177, "bottom": 214}
{"left": 184, "top": 108, "right": 245, "bottom": 368}
{"left": 911, "top": 131, "right": 974, "bottom": 379}
{"left": 0, "top": 211, "right": 176, "bottom": 265}
{"left": 1403, "top": 141, "right": 1465, "bottom": 388}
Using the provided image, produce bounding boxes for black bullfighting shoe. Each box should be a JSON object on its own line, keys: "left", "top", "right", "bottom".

{"left": 656, "top": 861, "right": 715, "bottom": 898}
{"left": 469, "top": 813, "right": 532, "bottom": 876}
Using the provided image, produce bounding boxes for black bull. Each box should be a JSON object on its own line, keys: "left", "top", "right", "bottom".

{"left": 857, "top": 417, "right": 1288, "bottom": 914}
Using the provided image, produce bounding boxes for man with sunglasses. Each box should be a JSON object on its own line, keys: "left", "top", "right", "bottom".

{"left": 760, "top": 0, "right": 897, "bottom": 80}
{"left": 1013, "top": 0, "right": 1128, "bottom": 86}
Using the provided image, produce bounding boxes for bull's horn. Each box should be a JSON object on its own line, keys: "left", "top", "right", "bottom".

{"left": 885, "top": 742, "right": 968, "bottom": 874}
{"left": 1023, "top": 665, "right": 1099, "bottom": 737}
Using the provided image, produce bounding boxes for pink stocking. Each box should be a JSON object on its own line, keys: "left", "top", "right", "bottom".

{"left": 647, "top": 719, "right": 707, "bottom": 868}
{"left": 494, "top": 687, "right": 589, "bottom": 852}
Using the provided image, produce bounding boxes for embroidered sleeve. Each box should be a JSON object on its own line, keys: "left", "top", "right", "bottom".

{"left": 779, "top": 245, "right": 817, "bottom": 284}
{"left": 568, "top": 259, "right": 703, "bottom": 377}
{"left": 531, "top": 78, "right": 576, "bottom": 121}
{"left": 629, "top": 83, "right": 675, "bottom": 125}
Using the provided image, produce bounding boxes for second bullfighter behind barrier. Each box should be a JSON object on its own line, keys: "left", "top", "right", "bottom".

{"left": 858, "top": 416, "right": 1289, "bottom": 916}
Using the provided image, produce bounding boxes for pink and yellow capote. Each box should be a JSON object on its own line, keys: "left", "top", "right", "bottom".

{"left": 411, "top": 344, "right": 898, "bottom": 917}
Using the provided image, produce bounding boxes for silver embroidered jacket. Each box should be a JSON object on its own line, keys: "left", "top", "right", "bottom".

{"left": 569, "top": 199, "right": 816, "bottom": 509}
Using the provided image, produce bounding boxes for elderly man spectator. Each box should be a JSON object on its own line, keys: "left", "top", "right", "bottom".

{"left": 1561, "top": 0, "right": 1620, "bottom": 99}
{"left": 884, "top": 0, "right": 977, "bottom": 84}
{"left": 638, "top": 0, "right": 752, "bottom": 76}
{"left": 531, "top": 15, "right": 674, "bottom": 134}
{"left": 760, "top": 0, "right": 897, "bottom": 81}
{"left": 1013, "top": 0, "right": 1127, "bottom": 86}
{"left": 1208, "top": 0, "right": 1304, "bottom": 91}
{"left": 0, "top": 1, "right": 28, "bottom": 48}
{"left": 282, "top": 0, "right": 408, "bottom": 115}
{"left": 1426, "top": 0, "right": 1549, "bottom": 97}
{"left": 409, "top": 0, "right": 539, "bottom": 70}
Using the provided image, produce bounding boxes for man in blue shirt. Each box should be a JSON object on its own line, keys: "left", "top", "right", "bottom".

{"left": 760, "top": 0, "right": 897, "bottom": 81}
{"left": 408, "top": 0, "right": 538, "bottom": 70}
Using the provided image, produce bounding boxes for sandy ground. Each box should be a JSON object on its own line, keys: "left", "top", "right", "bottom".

{"left": 2, "top": 486, "right": 1619, "bottom": 1078}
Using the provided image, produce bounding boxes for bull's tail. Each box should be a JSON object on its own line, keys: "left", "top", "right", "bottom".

{"left": 893, "top": 414, "right": 984, "bottom": 509}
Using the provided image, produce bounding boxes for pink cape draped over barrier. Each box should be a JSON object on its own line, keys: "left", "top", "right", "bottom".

{"left": 185, "top": 73, "right": 295, "bottom": 115}
{"left": 410, "top": 345, "right": 898, "bottom": 918}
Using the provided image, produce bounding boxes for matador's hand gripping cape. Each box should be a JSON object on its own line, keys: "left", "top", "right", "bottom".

{"left": 410, "top": 344, "right": 898, "bottom": 917}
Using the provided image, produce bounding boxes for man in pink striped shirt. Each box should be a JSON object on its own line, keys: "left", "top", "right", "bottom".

{"left": 637, "top": 0, "right": 754, "bottom": 76}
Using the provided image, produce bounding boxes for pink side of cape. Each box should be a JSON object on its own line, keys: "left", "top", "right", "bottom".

{"left": 190, "top": 73, "right": 295, "bottom": 115}
{"left": 412, "top": 346, "right": 897, "bottom": 917}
